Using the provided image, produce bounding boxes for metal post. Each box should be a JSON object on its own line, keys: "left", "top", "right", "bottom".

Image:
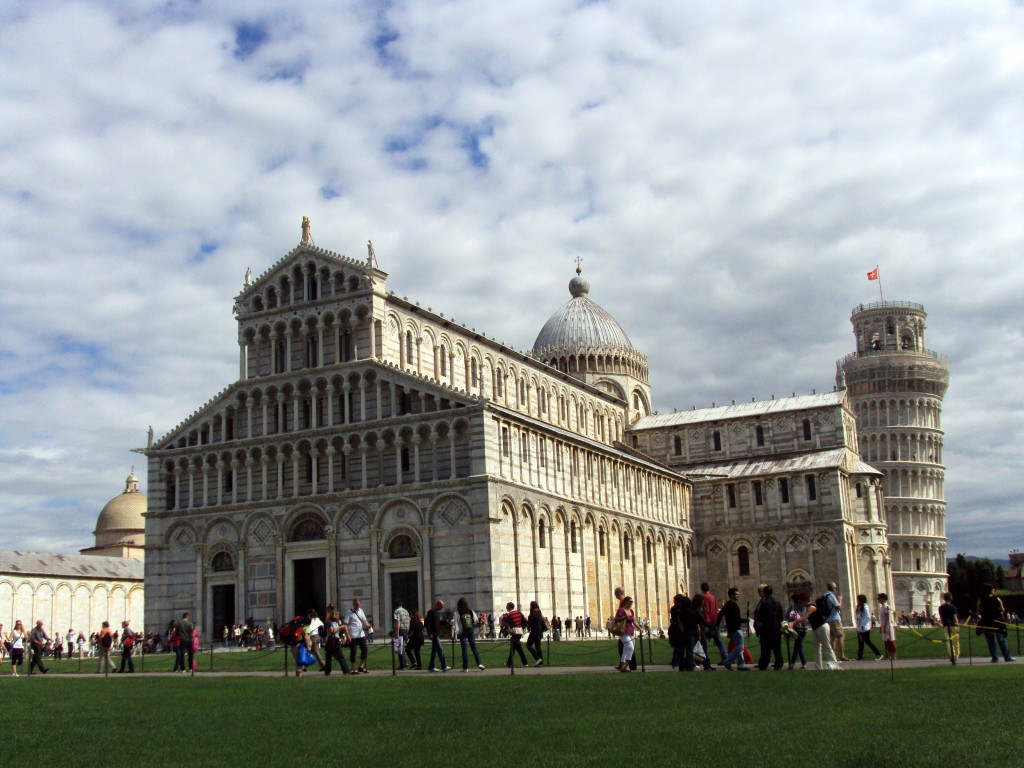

{"left": 546, "top": 634, "right": 551, "bottom": 667}
{"left": 647, "top": 625, "right": 653, "bottom": 664}
{"left": 966, "top": 615, "right": 973, "bottom": 666}
{"left": 509, "top": 636, "right": 515, "bottom": 675}
{"left": 391, "top": 637, "right": 396, "bottom": 677}
{"left": 210, "top": 645, "right": 214, "bottom": 671}
{"left": 638, "top": 629, "right": 646, "bottom": 672}
{"left": 284, "top": 644, "right": 289, "bottom": 677}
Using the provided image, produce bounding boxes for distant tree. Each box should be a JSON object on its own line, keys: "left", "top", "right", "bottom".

{"left": 947, "top": 555, "right": 1000, "bottom": 612}
{"left": 995, "top": 566, "right": 1006, "bottom": 590}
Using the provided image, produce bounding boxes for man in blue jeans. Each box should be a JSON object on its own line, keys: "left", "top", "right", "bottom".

{"left": 701, "top": 583, "right": 728, "bottom": 663}
{"left": 716, "top": 587, "right": 750, "bottom": 671}
{"left": 425, "top": 600, "right": 450, "bottom": 671}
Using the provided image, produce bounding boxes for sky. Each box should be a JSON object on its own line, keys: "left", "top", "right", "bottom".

{"left": 1, "top": 0, "right": 1021, "bottom": 560}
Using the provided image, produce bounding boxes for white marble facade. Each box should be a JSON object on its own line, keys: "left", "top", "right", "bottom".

{"left": 144, "top": 229, "right": 943, "bottom": 633}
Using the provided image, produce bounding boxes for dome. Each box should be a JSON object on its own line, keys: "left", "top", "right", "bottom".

{"left": 95, "top": 472, "right": 147, "bottom": 536}
{"left": 532, "top": 271, "right": 635, "bottom": 352}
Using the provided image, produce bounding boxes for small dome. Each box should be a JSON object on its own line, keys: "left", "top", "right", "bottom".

{"left": 95, "top": 473, "right": 147, "bottom": 536}
{"left": 533, "top": 271, "right": 635, "bottom": 352}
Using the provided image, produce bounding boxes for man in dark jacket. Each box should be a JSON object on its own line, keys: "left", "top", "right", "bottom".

{"left": 754, "top": 585, "right": 785, "bottom": 670}
{"left": 29, "top": 620, "right": 50, "bottom": 674}
{"left": 425, "top": 600, "right": 450, "bottom": 672}
{"left": 716, "top": 588, "right": 749, "bottom": 670}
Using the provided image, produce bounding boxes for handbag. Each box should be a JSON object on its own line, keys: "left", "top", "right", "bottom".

{"left": 296, "top": 644, "right": 316, "bottom": 667}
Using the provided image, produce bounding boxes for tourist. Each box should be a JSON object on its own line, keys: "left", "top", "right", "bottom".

{"left": 786, "top": 594, "right": 807, "bottom": 669}
{"left": 503, "top": 601, "right": 529, "bottom": 668}
{"left": 612, "top": 587, "right": 637, "bottom": 670}
{"left": 486, "top": 612, "right": 496, "bottom": 639}
{"left": 265, "top": 619, "right": 275, "bottom": 650}
{"left": 66, "top": 629, "right": 75, "bottom": 660}
{"left": 787, "top": 592, "right": 840, "bottom": 671}
{"left": 406, "top": 610, "right": 425, "bottom": 670}
{"left": 669, "top": 594, "right": 697, "bottom": 671}
{"left": 854, "top": 595, "right": 882, "bottom": 661}
{"left": 175, "top": 612, "right": 196, "bottom": 673}
{"left": 76, "top": 632, "right": 86, "bottom": 659}
{"left": 344, "top": 598, "right": 371, "bottom": 673}
{"left": 938, "top": 592, "right": 960, "bottom": 662}
{"left": 97, "top": 621, "right": 117, "bottom": 674}
{"left": 306, "top": 609, "right": 326, "bottom": 671}
{"left": 393, "top": 599, "right": 411, "bottom": 670}
{"left": 455, "top": 597, "right": 485, "bottom": 671}
{"left": 877, "top": 593, "right": 897, "bottom": 660}
{"left": 977, "top": 583, "right": 1014, "bottom": 663}
{"left": 28, "top": 620, "right": 50, "bottom": 675}
{"left": 526, "top": 601, "right": 545, "bottom": 666}
{"left": 825, "top": 582, "right": 848, "bottom": 661}
{"left": 564, "top": 616, "right": 571, "bottom": 638}
{"left": 716, "top": 587, "right": 749, "bottom": 671}
{"left": 754, "top": 585, "right": 784, "bottom": 671}
{"left": 700, "top": 583, "right": 728, "bottom": 663}
{"left": 585, "top": 616, "right": 592, "bottom": 637}
{"left": 614, "top": 596, "right": 637, "bottom": 672}
{"left": 425, "top": 599, "right": 450, "bottom": 672}
{"left": 53, "top": 629, "right": 64, "bottom": 661}
{"left": 323, "top": 608, "right": 352, "bottom": 676}
{"left": 551, "top": 615, "right": 561, "bottom": 641}
{"left": 689, "top": 593, "right": 715, "bottom": 671}
{"left": 292, "top": 619, "right": 313, "bottom": 677}
{"left": 7, "top": 620, "right": 26, "bottom": 676}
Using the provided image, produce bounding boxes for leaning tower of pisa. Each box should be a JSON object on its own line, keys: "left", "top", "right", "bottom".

{"left": 837, "top": 301, "right": 950, "bottom": 617}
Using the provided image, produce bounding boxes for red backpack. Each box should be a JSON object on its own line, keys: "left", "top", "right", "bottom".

{"left": 278, "top": 617, "right": 305, "bottom": 646}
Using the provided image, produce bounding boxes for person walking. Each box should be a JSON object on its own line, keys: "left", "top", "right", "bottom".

{"left": 456, "top": 598, "right": 485, "bottom": 671}
{"left": 611, "top": 587, "right": 637, "bottom": 670}
{"left": 116, "top": 620, "right": 136, "bottom": 673}
{"left": 669, "top": 594, "right": 697, "bottom": 671}
{"left": 306, "top": 609, "right": 326, "bottom": 671}
{"left": 938, "top": 592, "right": 960, "bottom": 662}
{"left": 854, "top": 595, "right": 882, "bottom": 661}
{"left": 825, "top": 582, "right": 848, "bottom": 661}
{"left": 786, "top": 594, "right": 807, "bottom": 669}
{"left": 614, "top": 596, "right": 637, "bottom": 672}
{"left": 97, "top": 621, "right": 117, "bottom": 674}
{"left": 788, "top": 592, "right": 840, "bottom": 671}
{"left": 406, "top": 610, "right": 425, "bottom": 670}
{"left": 393, "top": 599, "right": 411, "bottom": 670}
{"left": 174, "top": 612, "right": 195, "bottom": 673}
{"left": 716, "top": 588, "right": 749, "bottom": 671}
{"left": 52, "top": 629, "right": 64, "bottom": 661}
{"left": 525, "top": 601, "right": 545, "bottom": 667}
{"left": 503, "top": 601, "right": 529, "bottom": 668}
{"left": 689, "top": 594, "right": 715, "bottom": 671}
{"left": 7, "top": 620, "right": 26, "bottom": 676}
{"left": 700, "top": 583, "right": 728, "bottom": 664}
{"left": 28, "top": 620, "right": 51, "bottom": 675}
{"left": 754, "top": 585, "right": 785, "bottom": 671}
{"left": 425, "top": 600, "right": 451, "bottom": 672}
{"left": 877, "top": 593, "right": 897, "bottom": 660}
{"left": 977, "top": 583, "right": 1014, "bottom": 663}
{"left": 323, "top": 608, "right": 352, "bottom": 676}
{"left": 344, "top": 598, "right": 371, "bottom": 673}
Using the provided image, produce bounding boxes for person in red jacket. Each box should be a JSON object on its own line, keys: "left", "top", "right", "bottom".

{"left": 502, "top": 602, "right": 529, "bottom": 668}
{"left": 701, "top": 582, "right": 727, "bottom": 663}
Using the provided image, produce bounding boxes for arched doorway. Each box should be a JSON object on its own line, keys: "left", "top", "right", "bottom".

{"left": 284, "top": 511, "right": 329, "bottom": 619}
{"left": 381, "top": 528, "right": 422, "bottom": 615}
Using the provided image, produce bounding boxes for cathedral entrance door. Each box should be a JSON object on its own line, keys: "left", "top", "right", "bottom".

{"left": 389, "top": 571, "right": 419, "bottom": 614}
{"left": 292, "top": 557, "right": 327, "bottom": 618}
{"left": 211, "top": 585, "right": 235, "bottom": 641}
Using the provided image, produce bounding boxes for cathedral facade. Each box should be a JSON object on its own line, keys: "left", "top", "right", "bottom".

{"left": 143, "top": 228, "right": 945, "bottom": 634}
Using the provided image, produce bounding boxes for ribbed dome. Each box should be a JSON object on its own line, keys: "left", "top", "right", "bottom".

{"left": 95, "top": 472, "right": 147, "bottom": 535}
{"left": 532, "top": 272, "right": 635, "bottom": 352}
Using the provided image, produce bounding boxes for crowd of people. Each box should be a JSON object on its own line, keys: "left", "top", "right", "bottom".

{"left": 2, "top": 579, "right": 1017, "bottom": 677}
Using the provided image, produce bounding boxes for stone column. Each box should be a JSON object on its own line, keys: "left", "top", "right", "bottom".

{"left": 187, "top": 470, "right": 195, "bottom": 509}
{"left": 326, "top": 527, "right": 338, "bottom": 606}
{"left": 231, "top": 460, "right": 240, "bottom": 504}
{"left": 285, "top": 330, "right": 293, "bottom": 372}
{"left": 368, "top": 317, "right": 376, "bottom": 359}
{"left": 261, "top": 401, "right": 268, "bottom": 437}
{"left": 194, "top": 544, "right": 206, "bottom": 630}
{"left": 291, "top": 454, "right": 300, "bottom": 497}
{"left": 260, "top": 456, "right": 268, "bottom": 501}
{"left": 326, "top": 385, "right": 335, "bottom": 426}
{"left": 310, "top": 449, "right": 319, "bottom": 494}
{"left": 236, "top": 543, "right": 247, "bottom": 624}
{"left": 245, "top": 458, "right": 254, "bottom": 502}
{"left": 327, "top": 446, "right": 336, "bottom": 493}
{"left": 412, "top": 438, "right": 421, "bottom": 484}
{"left": 449, "top": 431, "right": 457, "bottom": 480}
{"left": 276, "top": 456, "right": 285, "bottom": 499}
{"left": 419, "top": 525, "right": 433, "bottom": 607}
{"left": 394, "top": 442, "right": 403, "bottom": 486}
{"left": 317, "top": 325, "right": 324, "bottom": 368}
{"left": 239, "top": 341, "right": 246, "bottom": 381}
{"left": 360, "top": 447, "right": 368, "bottom": 490}
{"left": 201, "top": 466, "right": 209, "bottom": 508}
{"left": 359, "top": 381, "right": 367, "bottom": 422}
{"left": 215, "top": 461, "right": 225, "bottom": 506}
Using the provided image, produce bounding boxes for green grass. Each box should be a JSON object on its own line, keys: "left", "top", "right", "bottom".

{"left": 35, "top": 624, "right": 1019, "bottom": 675}
{"left": 2, "top": 665, "right": 1021, "bottom": 766}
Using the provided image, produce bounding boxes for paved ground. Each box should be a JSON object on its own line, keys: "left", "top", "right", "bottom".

{"left": 27, "top": 653, "right": 1013, "bottom": 678}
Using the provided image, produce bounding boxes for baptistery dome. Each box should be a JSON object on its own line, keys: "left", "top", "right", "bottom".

{"left": 532, "top": 271, "right": 636, "bottom": 352}
{"left": 82, "top": 471, "right": 147, "bottom": 559}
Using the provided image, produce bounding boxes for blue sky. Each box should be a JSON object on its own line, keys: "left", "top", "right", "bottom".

{"left": 0, "top": 0, "right": 1022, "bottom": 559}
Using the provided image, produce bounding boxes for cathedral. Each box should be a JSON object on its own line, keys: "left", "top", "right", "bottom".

{"left": 143, "top": 224, "right": 948, "bottom": 635}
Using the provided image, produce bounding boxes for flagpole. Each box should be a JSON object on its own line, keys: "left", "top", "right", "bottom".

{"left": 876, "top": 265, "right": 883, "bottom": 302}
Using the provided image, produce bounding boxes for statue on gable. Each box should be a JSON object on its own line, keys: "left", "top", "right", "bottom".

{"left": 367, "top": 239, "right": 378, "bottom": 268}
{"left": 301, "top": 216, "right": 313, "bottom": 244}
{"left": 244, "top": 267, "right": 252, "bottom": 287}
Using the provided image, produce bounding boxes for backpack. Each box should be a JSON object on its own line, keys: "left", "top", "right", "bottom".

{"left": 278, "top": 616, "right": 305, "bottom": 646}
{"left": 809, "top": 596, "right": 831, "bottom": 629}
{"left": 100, "top": 632, "right": 113, "bottom": 649}
{"left": 123, "top": 632, "right": 134, "bottom": 648}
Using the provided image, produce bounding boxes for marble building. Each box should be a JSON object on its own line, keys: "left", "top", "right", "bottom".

{"left": 143, "top": 225, "right": 945, "bottom": 632}
{"left": 0, "top": 472, "right": 145, "bottom": 634}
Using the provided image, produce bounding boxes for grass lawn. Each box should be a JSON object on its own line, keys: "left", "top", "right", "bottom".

{"left": 2, "top": 665, "right": 1020, "bottom": 766}
{"left": 35, "top": 624, "right": 1018, "bottom": 674}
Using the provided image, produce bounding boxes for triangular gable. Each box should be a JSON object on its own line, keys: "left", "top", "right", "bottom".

{"left": 237, "top": 242, "right": 387, "bottom": 303}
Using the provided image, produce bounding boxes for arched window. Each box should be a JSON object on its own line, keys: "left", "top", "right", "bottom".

{"left": 289, "top": 515, "right": 325, "bottom": 542}
{"left": 495, "top": 370, "right": 504, "bottom": 397}
{"left": 538, "top": 519, "right": 546, "bottom": 549}
{"left": 755, "top": 425, "right": 765, "bottom": 446}
{"left": 622, "top": 535, "right": 630, "bottom": 560}
{"left": 674, "top": 435, "right": 681, "bottom": 455}
{"left": 570, "top": 521, "right": 578, "bottom": 553}
{"left": 646, "top": 539, "right": 653, "bottom": 562}
{"left": 802, "top": 419, "right": 812, "bottom": 441}
{"left": 805, "top": 475, "right": 817, "bottom": 501}
{"left": 439, "top": 346, "right": 448, "bottom": 377}
{"left": 388, "top": 534, "right": 418, "bottom": 558}
{"left": 712, "top": 430, "right": 722, "bottom": 451}
{"left": 470, "top": 358, "right": 479, "bottom": 388}
{"left": 737, "top": 545, "right": 750, "bottom": 576}
{"left": 306, "top": 335, "right": 318, "bottom": 368}
{"left": 211, "top": 551, "right": 234, "bottom": 571}
{"left": 599, "top": 528, "right": 606, "bottom": 557}
{"left": 405, "top": 332, "right": 414, "bottom": 365}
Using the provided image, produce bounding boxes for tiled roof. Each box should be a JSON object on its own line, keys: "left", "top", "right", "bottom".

{"left": 631, "top": 391, "right": 847, "bottom": 430}
{"left": 681, "top": 447, "right": 881, "bottom": 480}
{"left": 0, "top": 551, "right": 143, "bottom": 581}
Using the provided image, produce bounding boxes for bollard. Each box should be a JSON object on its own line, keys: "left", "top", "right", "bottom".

{"left": 638, "top": 628, "right": 646, "bottom": 672}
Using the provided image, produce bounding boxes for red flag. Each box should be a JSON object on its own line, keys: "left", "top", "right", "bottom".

{"left": 867, "top": 268, "right": 879, "bottom": 281}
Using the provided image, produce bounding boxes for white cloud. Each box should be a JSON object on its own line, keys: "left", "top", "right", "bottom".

{"left": 0, "top": 0, "right": 1021, "bottom": 560}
